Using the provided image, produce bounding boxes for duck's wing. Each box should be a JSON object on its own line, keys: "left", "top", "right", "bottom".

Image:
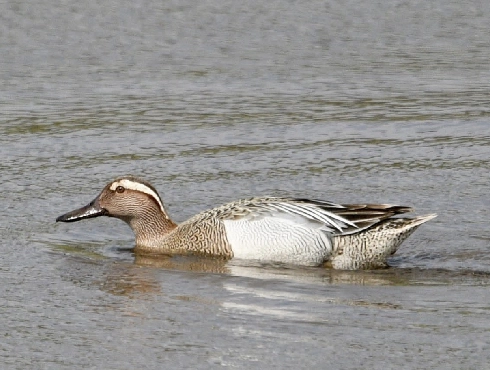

{"left": 202, "top": 197, "right": 413, "bottom": 235}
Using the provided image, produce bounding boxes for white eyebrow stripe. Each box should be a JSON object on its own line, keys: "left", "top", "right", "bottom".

{"left": 110, "top": 179, "right": 166, "bottom": 214}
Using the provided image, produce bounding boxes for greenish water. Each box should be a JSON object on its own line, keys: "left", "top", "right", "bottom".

{"left": 1, "top": 0, "right": 490, "bottom": 368}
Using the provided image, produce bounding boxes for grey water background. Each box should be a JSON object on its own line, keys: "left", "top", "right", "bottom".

{"left": 1, "top": 0, "right": 490, "bottom": 368}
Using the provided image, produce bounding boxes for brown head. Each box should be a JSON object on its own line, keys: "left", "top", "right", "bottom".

{"left": 56, "top": 176, "right": 177, "bottom": 245}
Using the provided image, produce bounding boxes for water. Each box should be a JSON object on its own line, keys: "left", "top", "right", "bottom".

{"left": 1, "top": 0, "right": 490, "bottom": 368}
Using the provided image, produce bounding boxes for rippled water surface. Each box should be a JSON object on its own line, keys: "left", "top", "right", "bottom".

{"left": 1, "top": 0, "right": 490, "bottom": 368}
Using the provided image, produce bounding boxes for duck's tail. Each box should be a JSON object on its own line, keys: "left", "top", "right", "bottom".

{"left": 328, "top": 213, "right": 437, "bottom": 270}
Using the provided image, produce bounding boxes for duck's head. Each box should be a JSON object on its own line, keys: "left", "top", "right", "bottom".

{"left": 56, "top": 176, "right": 176, "bottom": 235}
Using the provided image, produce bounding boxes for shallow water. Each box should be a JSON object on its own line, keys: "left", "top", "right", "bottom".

{"left": 1, "top": 0, "right": 490, "bottom": 368}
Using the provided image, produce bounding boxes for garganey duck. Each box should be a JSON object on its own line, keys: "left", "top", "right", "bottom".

{"left": 56, "top": 176, "right": 436, "bottom": 269}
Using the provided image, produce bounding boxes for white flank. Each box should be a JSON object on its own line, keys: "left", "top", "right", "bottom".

{"left": 110, "top": 179, "right": 166, "bottom": 215}
{"left": 223, "top": 216, "right": 332, "bottom": 266}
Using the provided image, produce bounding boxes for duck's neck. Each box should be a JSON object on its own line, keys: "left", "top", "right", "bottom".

{"left": 126, "top": 211, "right": 178, "bottom": 249}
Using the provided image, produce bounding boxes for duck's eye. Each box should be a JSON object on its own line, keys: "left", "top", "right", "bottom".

{"left": 115, "top": 186, "right": 125, "bottom": 193}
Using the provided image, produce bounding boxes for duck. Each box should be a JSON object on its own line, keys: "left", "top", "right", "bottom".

{"left": 56, "top": 176, "right": 436, "bottom": 270}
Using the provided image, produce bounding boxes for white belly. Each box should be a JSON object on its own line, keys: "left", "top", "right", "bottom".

{"left": 223, "top": 216, "right": 332, "bottom": 266}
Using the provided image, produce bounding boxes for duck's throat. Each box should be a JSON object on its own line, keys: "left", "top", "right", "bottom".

{"left": 128, "top": 214, "right": 177, "bottom": 248}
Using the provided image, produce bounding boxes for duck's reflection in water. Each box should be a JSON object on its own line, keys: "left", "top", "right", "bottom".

{"left": 134, "top": 254, "right": 231, "bottom": 274}
{"left": 134, "top": 254, "right": 490, "bottom": 287}
{"left": 69, "top": 249, "right": 490, "bottom": 303}
{"left": 133, "top": 253, "right": 414, "bottom": 286}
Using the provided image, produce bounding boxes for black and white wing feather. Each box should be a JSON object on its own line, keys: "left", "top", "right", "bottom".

{"left": 207, "top": 197, "right": 413, "bottom": 235}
